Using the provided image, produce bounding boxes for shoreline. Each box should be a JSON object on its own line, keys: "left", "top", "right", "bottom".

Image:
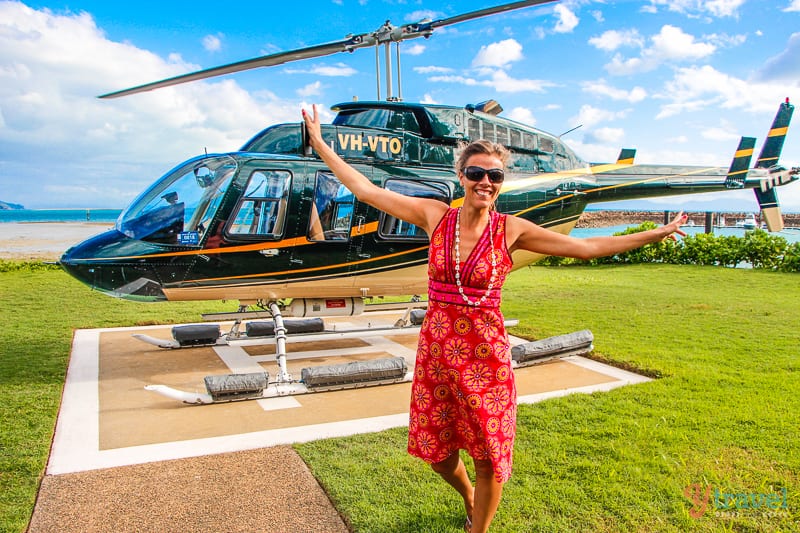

{"left": 1, "top": 211, "right": 799, "bottom": 261}
{"left": 0, "top": 222, "right": 114, "bottom": 261}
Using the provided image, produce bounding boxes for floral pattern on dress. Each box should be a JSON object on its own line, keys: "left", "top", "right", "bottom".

{"left": 407, "top": 208, "right": 517, "bottom": 483}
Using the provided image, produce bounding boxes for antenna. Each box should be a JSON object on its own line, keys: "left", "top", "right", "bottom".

{"left": 559, "top": 124, "right": 583, "bottom": 138}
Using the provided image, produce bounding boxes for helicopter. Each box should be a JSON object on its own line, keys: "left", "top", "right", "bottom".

{"left": 56, "top": 0, "right": 800, "bottom": 402}
{"left": 59, "top": 0, "right": 798, "bottom": 335}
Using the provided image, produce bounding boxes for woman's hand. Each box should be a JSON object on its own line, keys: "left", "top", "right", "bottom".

{"left": 661, "top": 211, "right": 689, "bottom": 242}
{"left": 301, "top": 104, "right": 324, "bottom": 152}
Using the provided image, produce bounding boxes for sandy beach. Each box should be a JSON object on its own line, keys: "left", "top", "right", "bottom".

{"left": 0, "top": 222, "right": 113, "bottom": 260}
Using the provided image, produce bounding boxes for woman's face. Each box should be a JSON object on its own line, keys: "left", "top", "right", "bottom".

{"left": 459, "top": 153, "right": 504, "bottom": 210}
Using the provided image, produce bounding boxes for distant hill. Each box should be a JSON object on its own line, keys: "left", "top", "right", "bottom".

{"left": 0, "top": 201, "right": 24, "bottom": 210}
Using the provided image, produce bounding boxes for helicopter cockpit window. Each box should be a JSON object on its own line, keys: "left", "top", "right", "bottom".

{"left": 378, "top": 180, "right": 450, "bottom": 241}
{"left": 308, "top": 171, "right": 354, "bottom": 242}
{"left": 117, "top": 155, "right": 237, "bottom": 245}
{"left": 227, "top": 170, "right": 291, "bottom": 239}
{"left": 427, "top": 108, "right": 466, "bottom": 137}
{"left": 496, "top": 126, "right": 509, "bottom": 146}
{"left": 467, "top": 118, "right": 481, "bottom": 140}
{"left": 523, "top": 133, "right": 537, "bottom": 151}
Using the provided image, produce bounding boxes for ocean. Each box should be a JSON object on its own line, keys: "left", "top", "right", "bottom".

{"left": 1, "top": 209, "right": 798, "bottom": 243}
{"left": 0, "top": 208, "right": 122, "bottom": 223}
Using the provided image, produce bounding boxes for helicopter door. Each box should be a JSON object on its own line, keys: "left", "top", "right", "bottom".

{"left": 289, "top": 167, "right": 365, "bottom": 282}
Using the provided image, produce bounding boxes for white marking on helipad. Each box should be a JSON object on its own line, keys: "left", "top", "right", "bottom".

{"left": 47, "top": 324, "right": 650, "bottom": 475}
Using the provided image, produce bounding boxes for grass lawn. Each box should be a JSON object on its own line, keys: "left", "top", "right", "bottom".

{"left": 1, "top": 262, "right": 798, "bottom": 532}
{"left": 297, "top": 265, "right": 800, "bottom": 532}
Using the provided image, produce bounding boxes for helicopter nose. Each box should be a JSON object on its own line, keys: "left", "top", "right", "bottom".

{"left": 60, "top": 229, "right": 167, "bottom": 301}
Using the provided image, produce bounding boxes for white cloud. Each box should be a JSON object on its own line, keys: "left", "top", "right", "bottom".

{"left": 704, "top": 32, "right": 747, "bottom": 48}
{"left": 428, "top": 70, "right": 554, "bottom": 94}
{"left": 472, "top": 39, "right": 523, "bottom": 68}
{"left": 405, "top": 44, "right": 426, "bottom": 56}
{"left": 757, "top": 32, "right": 800, "bottom": 82}
{"left": 701, "top": 123, "right": 740, "bottom": 141}
{"left": 0, "top": 3, "right": 301, "bottom": 208}
{"left": 666, "top": 135, "right": 689, "bottom": 143}
{"left": 420, "top": 93, "right": 439, "bottom": 104}
{"left": 414, "top": 65, "right": 453, "bottom": 74}
{"left": 582, "top": 79, "right": 647, "bottom": 103}
{"left": 645, "top": 0, "right": 745, "bottom": 18}
{"left": 202, "top": 33, "right": 222, "bottom": 52}
{"left": 569, "top": 104, "right": 630, "bottom": 129}
{"left": 655, "top": 65, "right": 796, "bottom": 118}
{"left": 427, "top": 37, "right": 552, "bottom": 94}
{"left": 553, "top": 4, "right": 579, "bottom": 34}
{"left": 588, "top": 29, "right": 644, "bottom": 52}
{"left": 605, "top": 25, "right": 716, "bottom": 75}
{"left": 785, "top": 0, "right": 800, "bottom": 12}
{"left": 652, "top": 25, "right": 716, "bottom": 60}
{"left": 405, "top": 10, "right": 442, "bottom": 22}
{"left": 297, "top": 81, "right": 322, "bottom": 97}
{"left": 561, "top": 137, "right": 619, "bottom": 165}
{"left": 489, "top": 69, "right": 554, "bottom": 93}
{"left": 588, "top": 127, "right": 625, "bottom": 144}
{"left": 507, "top": 106, "right": 536, "bottom": 126}
{"left": 284, "top": 62, "right": 356, "bottom": 77}
{"left": 700, "top": 0, "right": 746, "bottom": 17}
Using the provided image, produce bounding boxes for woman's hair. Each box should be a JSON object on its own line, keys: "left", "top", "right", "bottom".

{"left": 454, "top": 139, "right": 511, "bottom": 172}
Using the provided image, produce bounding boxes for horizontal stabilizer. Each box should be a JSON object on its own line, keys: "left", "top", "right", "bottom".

{"left": 755, "top": 185, "right": 784, "bottom": 231}
{"left": 617, "top": 148, "right": 636, "bottom": 165}
{"left": 724, "top": 136, "right": 756, "bottom": 189}
{"left": 759, "top": 204, "right": 784, "bottom": 232}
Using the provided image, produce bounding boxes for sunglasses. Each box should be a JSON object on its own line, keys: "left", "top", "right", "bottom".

{"left": 462, "top": 166, "right": 505, "bottom": 184}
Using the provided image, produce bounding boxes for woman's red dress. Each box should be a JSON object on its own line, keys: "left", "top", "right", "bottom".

{"left": 407, "top": 208, "right": 517, "bottom": 483}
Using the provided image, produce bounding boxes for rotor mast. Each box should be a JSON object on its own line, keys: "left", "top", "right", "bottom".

{"left": 373, "top": 20, "right": 415, "bottom": 101}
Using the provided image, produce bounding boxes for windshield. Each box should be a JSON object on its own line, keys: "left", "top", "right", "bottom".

{"left": 117, "top": 155, "right": 238, "bottom": 245}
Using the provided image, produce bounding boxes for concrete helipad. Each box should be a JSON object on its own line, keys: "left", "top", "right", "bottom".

{"left": 48, "top": 311, "right": 651, "bottom": 476}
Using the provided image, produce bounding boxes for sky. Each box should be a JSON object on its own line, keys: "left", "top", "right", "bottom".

{"left": 2, "top": 0, "right": 800, "bottom": 212}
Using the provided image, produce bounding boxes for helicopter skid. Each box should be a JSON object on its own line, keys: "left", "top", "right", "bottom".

{"left": 145, "top": 372, "right": 414, "bottom": 405}
{"left": 131, "top": 317, "right": 520, "bottom": 349}
{"left": 132, "top": 333, "right": 224, "bottom": 349}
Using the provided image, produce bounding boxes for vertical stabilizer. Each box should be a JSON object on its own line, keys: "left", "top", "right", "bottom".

{"left": 724, "top": 137, "right": 756, "bottom": 189}
{"left": 753, "top": 99, "right": 794, "bottom": 232}
{"left": 616, "top": 148, "right": 636, "bottom": 165}
{"left": 755, "top": 99, "right": 794, "bottom": 169}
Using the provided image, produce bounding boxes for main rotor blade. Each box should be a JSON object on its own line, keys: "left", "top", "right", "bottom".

{"left": 99, "top": 0, "right": 559, "bottom": 99}
{"left": 429, "top": 0, "right": 558, "bottom": 29}
{"left": 99, "top": 37, "right": 372, "bottom": 98}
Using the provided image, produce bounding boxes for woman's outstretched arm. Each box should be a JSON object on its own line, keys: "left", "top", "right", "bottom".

{"left": 301, "top": 105, "right": 447, "bottom": 235}
{"left": 506, "top": 211, "right": 688, "bottom": 260}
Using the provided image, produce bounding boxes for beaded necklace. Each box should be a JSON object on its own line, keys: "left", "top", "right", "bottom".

{"left": 453, "top": 207, "right": 498, "bottom": 307}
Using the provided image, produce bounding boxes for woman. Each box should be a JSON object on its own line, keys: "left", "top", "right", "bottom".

{"left": 301, "top": 105, "right": 686, "bottom": 532}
